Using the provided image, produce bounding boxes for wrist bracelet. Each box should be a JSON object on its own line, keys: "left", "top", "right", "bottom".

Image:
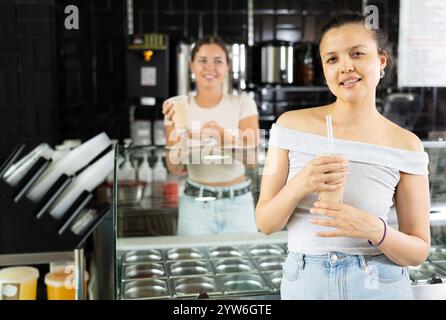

{"left": 368, "top": 217, "right": 387, "bottom": 247}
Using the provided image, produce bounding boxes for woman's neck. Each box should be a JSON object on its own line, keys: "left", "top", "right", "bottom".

{"left": 195, "top": 87, "right": 224, "bottom": 108}
{"left": 328, "top": 95, "right": 382, "bottom": 131}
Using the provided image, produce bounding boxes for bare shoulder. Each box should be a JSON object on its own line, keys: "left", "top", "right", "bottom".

{"left": 276, "top": 106, "right": 328, "bottom": 132}
{"left": 383, "top": 119, "right": 424, "bottom": 152}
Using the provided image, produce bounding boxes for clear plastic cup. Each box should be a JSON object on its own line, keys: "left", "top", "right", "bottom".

{"left": 169, "top": 95, "right": 190, "bottom": 133}
{"left": 0, "top": 266, "right": 40, "bottom": 300}
{"left": 317, "top": 154, "right": 347, "bottom": 203}
{"left": 44, "top": 270, "right": 89, "bottom": 300}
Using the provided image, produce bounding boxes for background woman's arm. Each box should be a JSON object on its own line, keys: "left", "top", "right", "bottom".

{"left": 165, "top": 123, "right": 187, "bottom": 175}
{"left": 235, "top": 115, "right": 259, "bottom": 168}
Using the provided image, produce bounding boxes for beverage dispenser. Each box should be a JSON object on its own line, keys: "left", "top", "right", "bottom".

{"left": 126, "top": 33, "right": 169, "bottom": 146}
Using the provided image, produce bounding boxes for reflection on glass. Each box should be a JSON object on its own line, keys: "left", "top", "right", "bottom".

{"left": 114, "top": 144, "right": 261, "bottom": 238}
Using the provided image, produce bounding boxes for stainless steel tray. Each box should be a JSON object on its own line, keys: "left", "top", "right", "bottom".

{"left": 265, "top": 271, "right": 283, "bottom": 290}
{"left": 172, "top": 276, "right": 222, "bottom": 297}
{"left": 119, "top": 244, "right": 287, "bottom": 299}
{"left": 123, "top": 262, "right": 166, "bottom": 279}
{"left": 428, "top": 246, "right": 446, "bottom": 262}
{"left": 122, "top": 278, "right": 170, "bottom": 300}
{"left": 166, "top": 248, "right": 206, "bottom": 261}
{"left": 207, "top": 246, "right": 245, "bottom": 259}
{"left": 219, "top": 273, "right": 271, "bottom": 294}
{"left": 213, "top": 258, "right": 257, "bottom": 274}
{"left": 432, "top": 261, "right": 446, "bottom": 272}
{"left": 408, "top": 262, "right": 446, "bottom": 284}
{"left": 255, "top": 256, "right": 285, "bottom": 271}
{"left": 122, "top": 250, "right": 163, "bottom": 264}
{"left": 168, "top": 260, "right": 214, "bottom": 276}
{"left": 247, "top": 244, "right": 286, "bottom": 257}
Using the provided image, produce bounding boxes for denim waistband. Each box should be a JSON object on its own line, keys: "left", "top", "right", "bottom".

{"left": 288, "top": 251, "right": 384, "bottom": 270}
{"left": 186, "top": 178, "right": 251, "bottom": 191}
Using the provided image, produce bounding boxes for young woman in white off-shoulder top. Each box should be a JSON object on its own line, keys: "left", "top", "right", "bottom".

{"left": 163, "top": 36, "right": 260, "bottom": 236}
{"left": 256, "top": 12, "right": 430, "bottom": 300}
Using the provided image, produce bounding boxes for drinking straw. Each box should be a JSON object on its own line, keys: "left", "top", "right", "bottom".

{"left": 325, "top": 115, "right": 334, "bottom": 154}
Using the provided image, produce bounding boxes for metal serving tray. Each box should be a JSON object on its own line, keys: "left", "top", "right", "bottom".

{"left": 168, "top": 260, "right": 214, "bottom": 276}
{"left": 172, "top": 276, "right": 222, "bottom": 297}
{"left": 213, "top": 258, "right": 257, "bottom": 274}
{"left": 119, "top": 244, "right": 289, "bottom": 299}
{"left": 122, "top": 250, "right": 163, "bottom": 263}
{"left": 219, "top": 273, "right": 271, "bottom": 294}
{"left": 247, "top": 244, "right": 286, "bottom": 257}
{"left": 166, "top": 248, "right": 206, "bottom": 261}
{"left": 255, "top": 256, "right": 285, "bottom": 272}
{"left": 432, "top": 261, "right": 446, "bottom": 272}
{"left": 408, "top": 262, "right": 446, "bottom": 284}
{"left": 123, "top": 278, "right": 170, "bottom": 300}
{"left": 265, "top": 271, "right": 283, "bottom": 290}
{"left": 428, "top": 246, "right": 446, "bottom": 262}
{"left": 207, "top": 246, "right": 245, "bottom": 259}
{"left": 123, "top": 262, "right": 166, "bottom": 279}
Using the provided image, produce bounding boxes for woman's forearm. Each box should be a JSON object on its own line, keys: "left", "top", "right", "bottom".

{"left": 378, "top": 226, "right": 430, "bottom": 267}
{"left": 165, "top": 125, "right": 187, "bottom": 175}
{"left": 256, "top": 180, "right": 307, "bottom": 235}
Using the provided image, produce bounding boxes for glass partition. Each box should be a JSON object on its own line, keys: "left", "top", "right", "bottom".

{"left": 113, "top": 143, "right": 264, "bottom": 238}
{"left": 112, "top": 140, "right": 446, "bottom": 299}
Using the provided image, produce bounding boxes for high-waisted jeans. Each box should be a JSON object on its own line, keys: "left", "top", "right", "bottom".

{"left": 281, "top": 251, "right": 414, "bottom": 300}
{"left": 177, "top": 179, "right": 258, "bottom": 235}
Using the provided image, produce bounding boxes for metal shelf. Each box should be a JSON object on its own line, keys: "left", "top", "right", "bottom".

{"left": 0, "top": 251, "right": 74, "bottom": 267}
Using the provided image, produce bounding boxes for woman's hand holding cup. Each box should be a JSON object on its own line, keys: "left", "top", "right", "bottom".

{"left": 162, "top": 100, "right": 175, "bottom": 126}
{"left": 291, "top": 155, "right": 349, "bottom": 198}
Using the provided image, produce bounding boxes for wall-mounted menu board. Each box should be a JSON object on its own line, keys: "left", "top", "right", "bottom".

{"left": 398, "top": 0, "right": 446, "bottom": 87}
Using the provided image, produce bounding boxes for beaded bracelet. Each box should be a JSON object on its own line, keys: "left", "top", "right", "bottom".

{"left": 368, "top": 217, "right": 387, "bottom": 247}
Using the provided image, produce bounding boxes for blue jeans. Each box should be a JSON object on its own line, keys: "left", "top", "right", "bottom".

{"left": 281, "top": 251, "right": 414, "bottom": 300}
{"left": 177, "top": 179, "right": 258, "bottom": 235}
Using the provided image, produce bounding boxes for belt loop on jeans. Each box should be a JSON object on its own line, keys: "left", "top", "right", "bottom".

{"left": 358, "top": 255, "right": 367, "bottom": 270}
{"left": 229, "top": 187, "right": 234, "bottom": 200}
{"left": 296, "top": 252, "right": 305, "bottom": 270}
{"left": 199, "top": 186, "right": 204, "bottom": 198}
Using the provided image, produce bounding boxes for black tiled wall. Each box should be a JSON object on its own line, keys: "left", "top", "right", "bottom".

{"left": 0, "top": 0, "right": 445, "bottom": 164}
{"left": 55, "top": 0, "right": 127, "bottom": 141}
{"left": 0, "top": 0, "right": 58, "bottom": 161}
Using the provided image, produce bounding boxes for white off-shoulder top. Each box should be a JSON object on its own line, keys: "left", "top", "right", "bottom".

{"left": 268, "top": 123, "right": 429, "bottom": 255}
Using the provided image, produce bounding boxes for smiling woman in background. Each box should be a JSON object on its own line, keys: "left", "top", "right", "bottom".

{"left": 163, "top": 35, "right": 260, "bottom": 236}
{"left": 256, "top": 12, "right": 430, "bottom": 300}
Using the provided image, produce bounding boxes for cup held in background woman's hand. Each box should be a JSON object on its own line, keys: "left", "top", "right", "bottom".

{"left": 317, "top": 154, "right": 348, "bottom": 203}
{"left": 169, "top": 95, "right": 191, "bottom": 134}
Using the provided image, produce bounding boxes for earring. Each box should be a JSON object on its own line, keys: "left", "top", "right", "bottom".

{"left": 380, "top": 69, "right": 385, "bottom": 79}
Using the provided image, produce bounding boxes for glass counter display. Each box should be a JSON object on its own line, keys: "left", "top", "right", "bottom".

{"left": 112, "top": 141, "right": 446, "bottom": 300}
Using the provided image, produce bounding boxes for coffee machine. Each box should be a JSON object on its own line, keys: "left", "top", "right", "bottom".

{"left": 126, "top": 33, "right": 169, "bottom": 146}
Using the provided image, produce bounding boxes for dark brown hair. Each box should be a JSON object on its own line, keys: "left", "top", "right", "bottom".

{"left": 190, "top": 35, "right": 230, "bottom": 65}
{"left": 319, "top": 12, "right": 395, "bottom": 78}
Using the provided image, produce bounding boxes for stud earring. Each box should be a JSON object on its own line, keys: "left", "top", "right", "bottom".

{"left": 380, "top": 69, "right": 385, "bottom": 79}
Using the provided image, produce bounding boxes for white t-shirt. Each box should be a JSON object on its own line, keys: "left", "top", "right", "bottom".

{"left": 182, "top": 93, "right": 258, "bottom": 184}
